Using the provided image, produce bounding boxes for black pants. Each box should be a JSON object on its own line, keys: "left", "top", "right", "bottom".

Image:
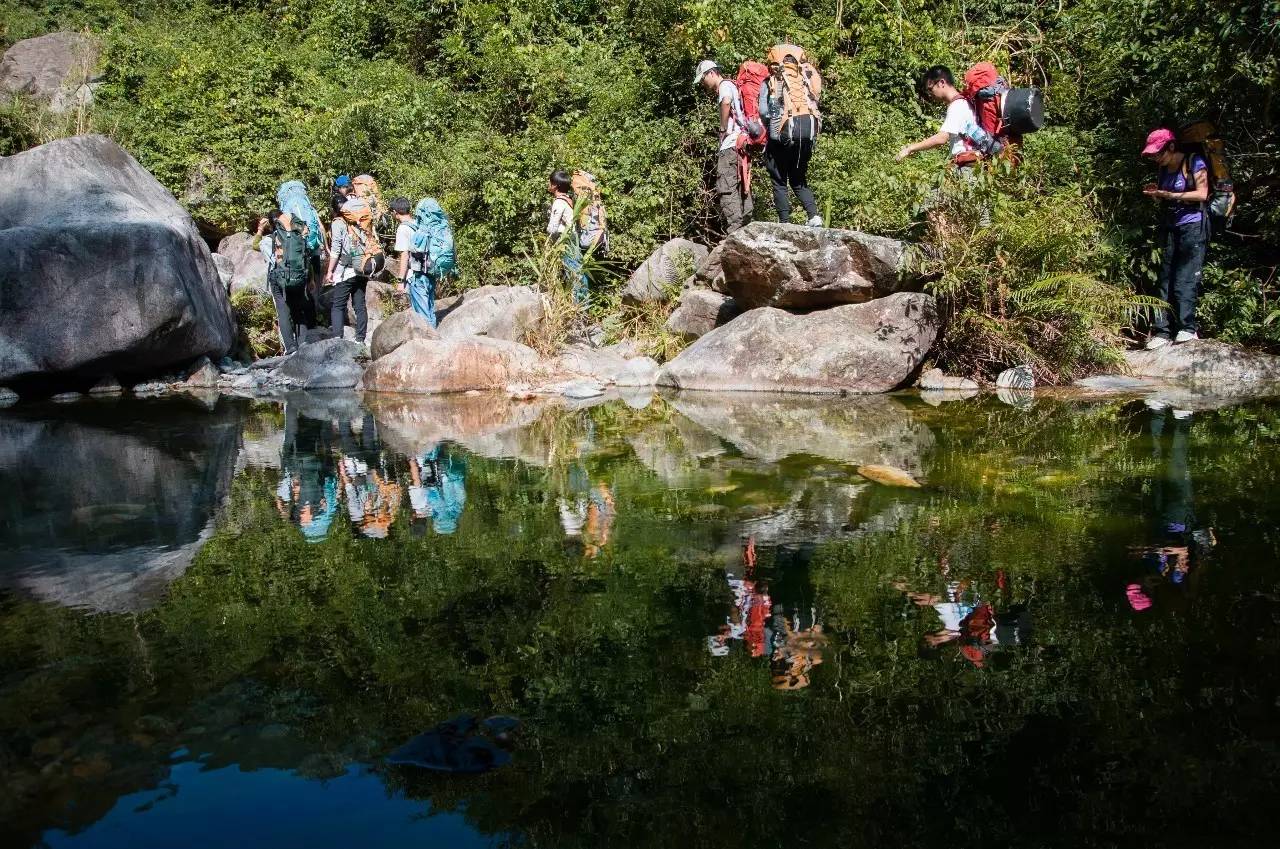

{"left": 1152, "top": 219, "right": 1207, "bottom": 337}
{"left": 763, "top": 138, "right": 817, "bottom": 223}
{"left": 270, "top": 280, "right": 310, "bottom": 354}
{"left": 330, "top": 274, "right": 368, "bottom": 343}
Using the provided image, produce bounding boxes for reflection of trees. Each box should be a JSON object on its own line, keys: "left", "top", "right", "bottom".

{"left": 2, "top": 398, "right": 1279, "bottom": 846}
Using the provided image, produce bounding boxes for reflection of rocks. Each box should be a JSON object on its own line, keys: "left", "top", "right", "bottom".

{"left": 0, "top": 398, "right": 244, "bottom": 611}
{"left": 365, "top": 392, "right": 555, "bottom": 465}
{"left": 668, "top": 392, "right": 934, "bottom": 473}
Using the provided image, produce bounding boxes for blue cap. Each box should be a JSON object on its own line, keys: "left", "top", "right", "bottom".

{"left": 335, "top": 174, "right": 352, "bottom": 187}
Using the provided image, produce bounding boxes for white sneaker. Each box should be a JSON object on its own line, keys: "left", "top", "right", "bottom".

{"left": 1145, "top": 336, "right": 1171, "bottom": 350}
{"left": 806, "top": 215, "right": 823, "bottom": 228}
{"left": 1172, "top": 409, "right": 1193, "bottom": 420}
{"left": 1174, "top": 330, "right": 1199, "bottom": 344}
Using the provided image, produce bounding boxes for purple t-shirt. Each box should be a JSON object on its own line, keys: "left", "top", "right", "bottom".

{"left": 1158, "top": 154, "right": 1207, "bottom": 226}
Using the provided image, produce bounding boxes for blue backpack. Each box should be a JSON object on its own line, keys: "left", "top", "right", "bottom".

{"left": 276, "top": 181, "right": 325, "bottom": 254}
{"left": 410, "top": 198, "right": 456, "bottom": 278}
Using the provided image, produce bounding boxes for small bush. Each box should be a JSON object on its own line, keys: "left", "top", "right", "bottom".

{"left": 229, "top": 288, "right": 282, "bottom": 359}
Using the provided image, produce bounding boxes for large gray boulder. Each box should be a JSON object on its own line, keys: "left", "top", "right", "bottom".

{"left": 437, "top": 285, "right": 544, "bottom": 342}
{"left": 216, "top": 231, "right": 269, "bottom": 294}
{"left": 657, "top": 292, "right": 938, "bottom": 394}
{"left": 361, "top": 336, "right": 540, "bottom": 394}
{"left": 719, "top": 222, "right": 917, "bottom": 310}
{"left": 665, "top": 288, "right": 740, "bottom": 341}
{"left": 1124, "top": 340, "right": 1280, "bottom": 388}
{"left": 622, "top": 238, "right": 709, "bottom": 305}
{"left": 0, "top": 32, "right": 99, "bottom": 113}
{"left": 274, "top": 338, "right": 364, "bottom": 389}
{"left": 370, "top": 310, "right": 440, "bottom": 360}
{"left": 0, "top": 135, "right": 235, "bottom": 384}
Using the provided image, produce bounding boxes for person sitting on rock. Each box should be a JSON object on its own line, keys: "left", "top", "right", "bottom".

{"left": 1140, "top": 127, "right": 1209, "bottom": 349}
{"left": 695, "top": 59, "right": 754, "bottom": 234}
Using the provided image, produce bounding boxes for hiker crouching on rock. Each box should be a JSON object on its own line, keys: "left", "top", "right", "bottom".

{"left": 696, "top": 59, "right": 753, "bottom": 234}
{"left": 895, "top": 65, "right": 990, "bottom": 172}
{"left": 1141, "top": 127, "right": 1209, "bottom": 349}
{"left": 547, "top": 169, "right": 588, "bottom": 304}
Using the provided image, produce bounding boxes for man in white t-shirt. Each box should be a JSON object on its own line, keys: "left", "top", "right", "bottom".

{"left": 895, "top": 65, "right": 982, "bottom": 167}
{"left": 390, "top": 196, "right": 437, "bottom": 325}
{"left": 696, "top": 59, "right": 753, "bottom": 233}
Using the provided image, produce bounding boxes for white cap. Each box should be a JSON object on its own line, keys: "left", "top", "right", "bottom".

{"left": 694, "top": 60, "right": 719, "bottom": 85}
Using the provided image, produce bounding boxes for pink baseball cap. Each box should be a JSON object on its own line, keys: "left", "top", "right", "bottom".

{"left": 1141, "top": 128, "right": 1175, "bottom": 157}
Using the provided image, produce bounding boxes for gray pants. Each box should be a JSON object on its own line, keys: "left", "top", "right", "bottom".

{"left": 716, "top": 148, "right": 753, "bottom": 234}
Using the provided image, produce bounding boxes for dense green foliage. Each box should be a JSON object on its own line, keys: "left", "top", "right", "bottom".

{"left": 3, "top": 395, "right": 1280, "bottom": 845}
{"left": 2, "top": 0, "right": 1278, "bottom": 374}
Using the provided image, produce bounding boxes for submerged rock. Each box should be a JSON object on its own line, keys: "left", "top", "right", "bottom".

{"left": 719, "top": 222, "right": 917, "bottom": 310}
{"left": 857, "top": 464, "right": 922, "bottom": 488}
{"left": 1124, "top": 340, "right": 1280, "bottom": 387}
{"left": 370, "top": 310, "right": 440, "bottom": 361}
{"left": 361, "top": 337, "right": 539, "bottom": 394}
{"left": 658, "top": 292, "right": 939, "bottom": 394}
{"left": 437, "top": 285, "right": 544, "bottom": 343}
{"left": 622, "top": 238, "right": 709, "bottom": 305}
{"left": 0, "top": 387, "right": 18, "bottom": 407}
{"left": 0, "top": 136, "right": 234, "bottom": 385}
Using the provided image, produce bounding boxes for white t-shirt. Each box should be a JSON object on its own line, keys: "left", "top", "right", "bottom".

{"left": 940, "top": 98, "right": 979, "bottom": 158}
{"left": 393, "top": 221, "right": 421, "bottom": 273}
{"left": 718, "top": 79, "right": 745, "bottom": 151}
{"left": 547, "top": 195, "right": 575, "bottom": 238}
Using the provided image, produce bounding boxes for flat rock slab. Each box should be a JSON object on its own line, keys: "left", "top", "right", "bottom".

{"left": 919, "top": 368, "right": 979, "bottom": 391}
{"left": 437, "top": 285, "right": 544, "bottom": 343}
{"left": 657, "top": 292, "right": 939, "bottom": 394}
{"left": 275, "top": 338, "right": 365, "bottom": 390}
{"left": 1124, "top": 340, "right": 1280, "bottom": 387}
{"left": 720, "top": 222, "right": 917, "bottom": 310}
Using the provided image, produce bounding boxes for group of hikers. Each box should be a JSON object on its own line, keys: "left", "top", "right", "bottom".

{"left": 252, "top": 175, "right": 456, "bottom": 354}
{"left": 251, "top": 42, "right": 1234, "bottom": 357}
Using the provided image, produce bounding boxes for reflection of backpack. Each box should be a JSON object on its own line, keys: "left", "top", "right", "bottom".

{"left": 963, "top": 63, "right": 1044, "bottom": 149}
{"left": 765, "top": 44, "right": 822, "bottom": 143}
{"left": 571, "top": 170, "right": 608, "bottom": 254}
{"left": 276, "top": 181, "right": 324, "bottom": 254}
{"left": 410, "top": 198, "right": 457, "bottom": 278}
{"left": 339, "top": 199, "right": 386, "bottom": 276}
{"left": 269, "top": 218, "right": 309, "bottom": 288}
{"left": 734, "top": 62, "right": 770, "bottom": 148}
{"left": 1177, "top": 120, "right": 1236, "bottom": 233}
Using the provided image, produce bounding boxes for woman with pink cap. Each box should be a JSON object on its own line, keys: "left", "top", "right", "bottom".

{"left": 1141, "top": 127, "right": 1209, "bottom": 349}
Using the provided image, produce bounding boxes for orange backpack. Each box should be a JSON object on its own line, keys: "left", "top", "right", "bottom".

{"left": 339, "top": 198, "right": 385, "bottom": 276}
{"left": 765, "top": 44, "right": 822, "bottom": 142}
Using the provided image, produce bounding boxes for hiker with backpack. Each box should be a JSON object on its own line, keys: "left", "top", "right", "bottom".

{"left": 695, "top": 59, "right": 754, "bottom": 234}
{"left": 393, "top": 195, "right": 456, "bottom": 326}
{"left": 324, "top": 194, "right": 381, "bottom": 345}
{"left": 1141, "top": 127, "right": 1211, "bottom": 348}
{"left": 895, "top": 65, "right": 996, "bottom": 169}
{"left": 262, "top": 209, "right": 311, "bottom": 355}
{"left": 572, "top": 170, "right": 608, "bottom": 257}
{"left": 276, "top": 180, "right": 325, "bottom": 329}
{"left": 547, "top": 169, "right": 589, "bottom": 303}
{"left": 758, "top": 45, "right": 824, "bottom": 227}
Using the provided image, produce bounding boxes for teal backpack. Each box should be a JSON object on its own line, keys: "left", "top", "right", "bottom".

{"left": 276, "top": 180, "right": 324, "bottom": 254}
{"left": 410, "top": 198, "right": 456, "bottom": 278}
{"left": 269, "top": 220, "right": 309, "bottom": 288}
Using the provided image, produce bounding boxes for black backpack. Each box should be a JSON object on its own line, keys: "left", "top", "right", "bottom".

{"left": 269, "top": 221, "right": 309, "bottom": 288}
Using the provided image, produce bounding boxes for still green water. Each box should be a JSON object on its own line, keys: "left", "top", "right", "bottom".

{"left": 2, "top": 389, "right": 1278, "bottom": 848}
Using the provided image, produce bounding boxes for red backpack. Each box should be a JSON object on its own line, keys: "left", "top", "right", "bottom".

{"left": 735, "top": 61, "right": 770, "bottom": 148}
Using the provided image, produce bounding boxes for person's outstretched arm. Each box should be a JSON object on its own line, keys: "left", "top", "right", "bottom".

{"left": 896, "top": 130, "right": 950, "bottom": 161}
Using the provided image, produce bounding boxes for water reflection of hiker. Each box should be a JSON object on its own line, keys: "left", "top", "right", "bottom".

{"left": 277, "top": 403, "right": 339, "bottom": 542}
{"left": 695, "top": 59, "right": 754, "bottom": 234}
{"left": 708, "top": 537, "right": 774, "bottom": 659}
{"left": 557, "top": 463, "right": 614, "bottom": 558}
{"left": 1126, "top": 404, "right": 1216, "bottom": 611}
{"left": 407, "top": 446, "right": 467, "bottom": 535}
{"left": 547, "top": 169, "right": 588, "bottom": 304}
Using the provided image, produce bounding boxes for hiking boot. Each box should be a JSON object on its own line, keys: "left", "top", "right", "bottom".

{"left": 1145, "top": 336, "right": 1171, "bottom": 351}
{"left": 1174, "top": 330, "right": 1199, "bottom": 344}
{"left": 806, "top": 215, "right": 824, "bottom": 228}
